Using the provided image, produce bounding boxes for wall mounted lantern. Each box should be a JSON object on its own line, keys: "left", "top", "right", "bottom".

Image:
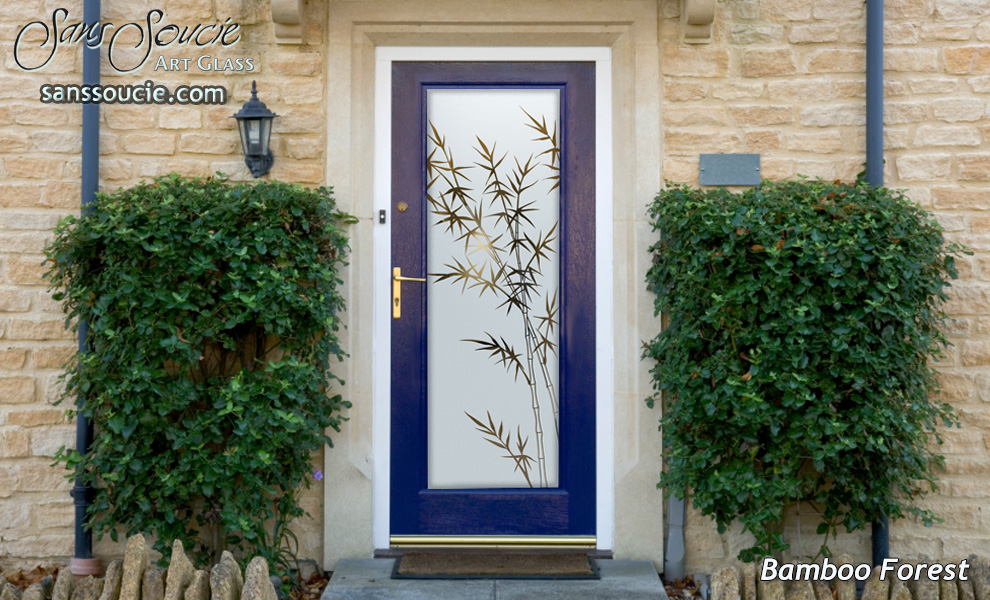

{"left": 232, "top": 81, "right": 278, "bottom": 178}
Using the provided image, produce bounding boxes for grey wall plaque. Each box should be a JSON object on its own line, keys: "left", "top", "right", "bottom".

{"left": 699, "top": 153, "right": 761, "bottom": 186}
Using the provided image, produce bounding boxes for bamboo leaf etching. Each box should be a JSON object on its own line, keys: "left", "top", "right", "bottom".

{"left": 465, "top": 411, "right": 535, "bottom": 488}
{"left": 428, "top": 105, "right": 561, "bottom": 487}
{"left": 462, "top": 334, "right": 528, "bottom": 383}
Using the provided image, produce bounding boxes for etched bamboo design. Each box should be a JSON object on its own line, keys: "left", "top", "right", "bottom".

{"left": 426, "top": 108, "right": 560, "bottom": 488}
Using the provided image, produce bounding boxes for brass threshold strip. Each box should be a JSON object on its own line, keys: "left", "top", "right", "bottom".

{"left": 390, "top": 535, "right": 597, "bottom": 549}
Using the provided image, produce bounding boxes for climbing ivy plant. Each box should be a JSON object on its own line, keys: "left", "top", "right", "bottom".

{"left": 46, "top": 173, "right": 355, "bottom": 570}
{"left": 644, "top": 179, "right": 964, "bottom": 561}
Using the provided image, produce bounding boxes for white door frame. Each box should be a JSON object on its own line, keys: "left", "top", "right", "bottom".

{"left": 371, "top": 46, "right": 614, "bottom": 550}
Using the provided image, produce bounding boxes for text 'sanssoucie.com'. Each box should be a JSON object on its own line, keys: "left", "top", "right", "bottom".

{"left": 40, "top": 80, "right": 228, "bottom": 105}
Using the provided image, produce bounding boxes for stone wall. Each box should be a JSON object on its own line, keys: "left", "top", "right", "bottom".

{"left": 1, "top": 0, "right": 988, "bottom": 575}
{"left": 0, "top": 0, "right": 327, "bottom": 567}
{"left": 659, "top": 0, "right": 990, "bottom": 572}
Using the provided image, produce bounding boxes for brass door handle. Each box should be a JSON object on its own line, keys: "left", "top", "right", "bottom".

{"left": 392, "top": 267, "right": 426, "bottom": 319}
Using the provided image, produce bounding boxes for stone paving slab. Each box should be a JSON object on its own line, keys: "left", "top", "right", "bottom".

{"left": 322, "top": 558, "right": 668, "bottom": 600}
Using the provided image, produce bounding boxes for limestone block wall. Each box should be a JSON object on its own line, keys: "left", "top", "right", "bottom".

{"left": 660, "top": 0, "right": 990, "bottom": 573}
{"left": 1, "top": 0, "right": 989, "bottom": 575}
{"left": 0, "top": 0, "right": 329, "bottom": 567}
{"left": 2, "top": 0, "right": 88, "bottom": 564}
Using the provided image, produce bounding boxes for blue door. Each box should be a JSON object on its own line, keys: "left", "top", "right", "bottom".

{"left": 390, "top": 62, "right": 596, "bottom": 539}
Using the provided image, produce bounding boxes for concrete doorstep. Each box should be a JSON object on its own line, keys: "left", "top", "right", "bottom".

{"left": 321, "top": 558, "right": 669, "bottom": 600}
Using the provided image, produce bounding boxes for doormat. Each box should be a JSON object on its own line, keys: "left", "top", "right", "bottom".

{"left": 391, "top": 552, "right": 600, "bottom": 580}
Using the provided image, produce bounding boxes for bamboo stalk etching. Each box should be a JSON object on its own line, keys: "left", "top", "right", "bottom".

{"left": 426, "top": 108, "right": 561, "bottom": 488}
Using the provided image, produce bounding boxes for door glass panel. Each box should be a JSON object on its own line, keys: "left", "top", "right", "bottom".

{"left": 426, "top": 88, "right": 560, "bottom": 489}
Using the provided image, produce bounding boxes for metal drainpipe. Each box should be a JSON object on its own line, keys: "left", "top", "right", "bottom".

{"left": 68, "top": 0, "right": 102, "bottom": 577}
{"left": 664, "top": 495, "right": 686, "bottom": 581}
{"left": 866, "top": 0, "right": 891, "bottom": 567}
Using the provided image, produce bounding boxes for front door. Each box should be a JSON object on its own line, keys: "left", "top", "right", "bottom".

{"left": 390, "top": 61, "right": 596, "bottom": 540}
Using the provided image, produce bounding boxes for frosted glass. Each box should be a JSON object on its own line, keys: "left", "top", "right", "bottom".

{"left": 426, "top": 88, "right": 561, "bottom": 489}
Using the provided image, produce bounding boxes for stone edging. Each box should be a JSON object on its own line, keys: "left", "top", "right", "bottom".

{"left": 0, "top": 536, "right": 277, "bottom": 600}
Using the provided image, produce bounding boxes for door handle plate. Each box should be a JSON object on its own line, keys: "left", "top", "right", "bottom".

{"left": 392, "top": 267, "right": 426, "bottom": 319}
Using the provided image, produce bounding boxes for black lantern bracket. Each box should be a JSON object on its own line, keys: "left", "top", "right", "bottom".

{"left": 232, "top": 81, "right": 279, "bottom": 178}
